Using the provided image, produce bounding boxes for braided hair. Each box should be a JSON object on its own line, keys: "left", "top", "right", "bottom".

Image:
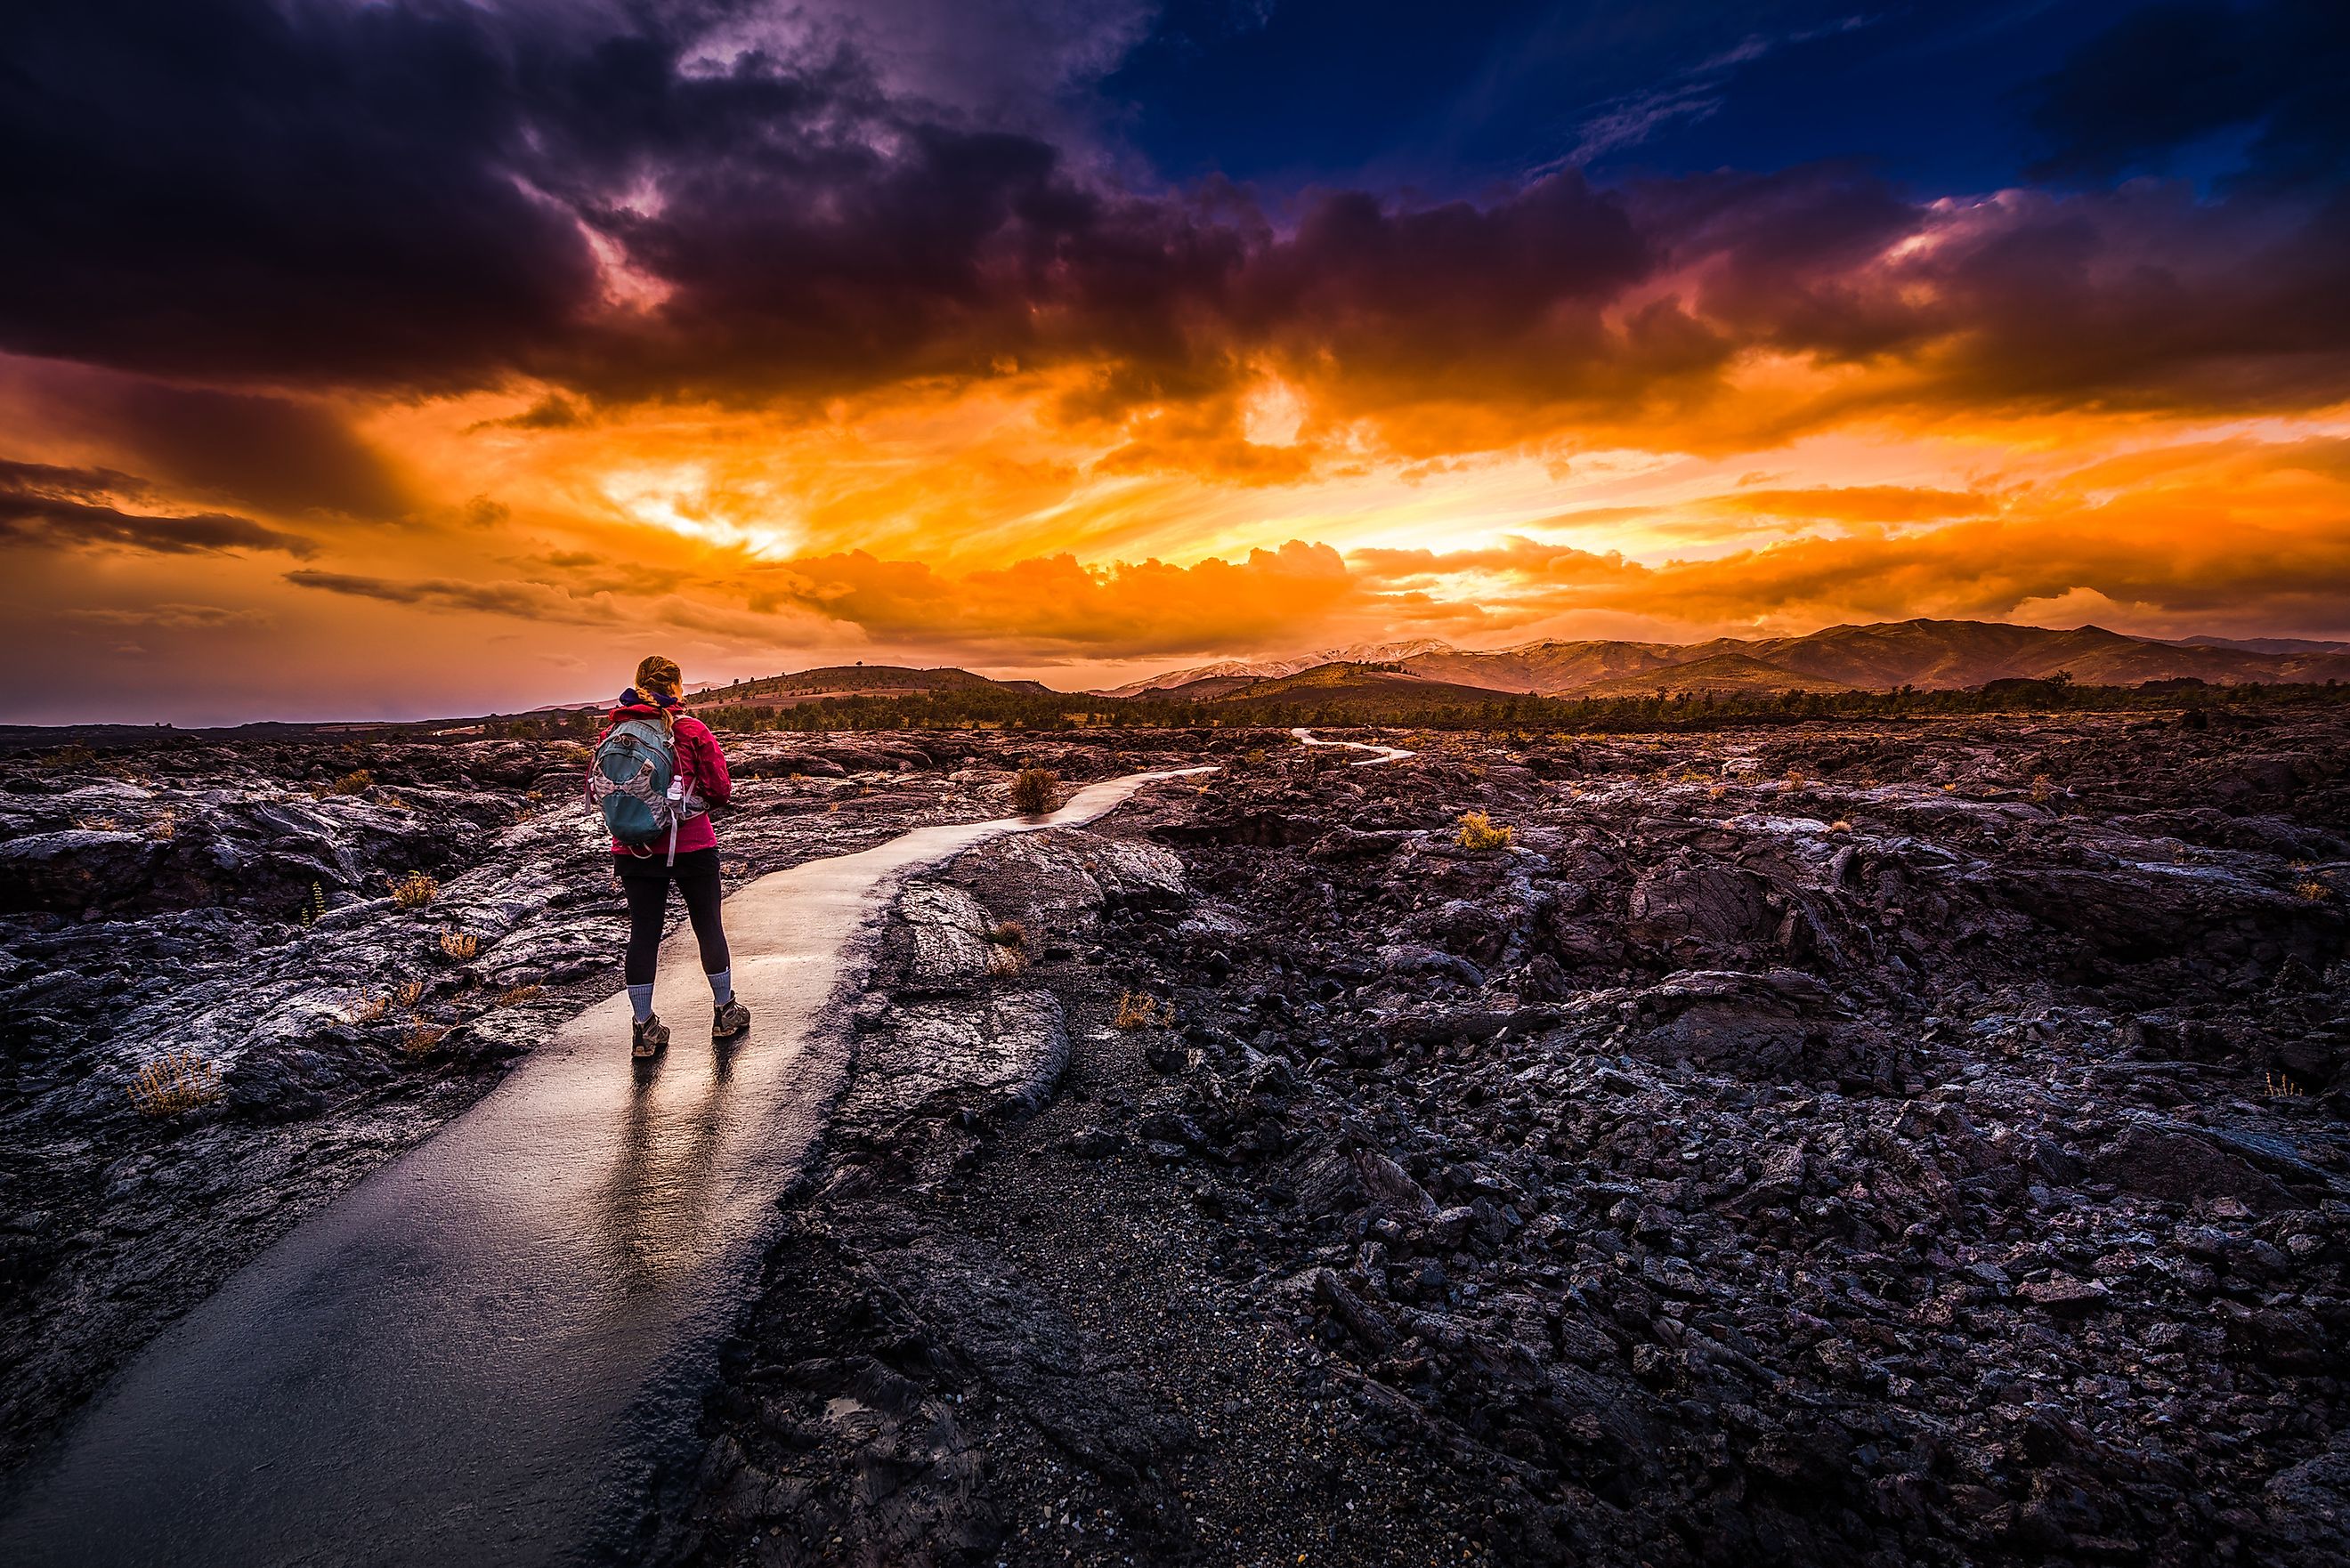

{"left": 634, "top": 655, "right": 684, "bottom": 734}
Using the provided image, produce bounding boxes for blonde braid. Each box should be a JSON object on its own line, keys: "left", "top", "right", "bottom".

{"left": 635, "top": 655, "right": 684, "bottom": 736}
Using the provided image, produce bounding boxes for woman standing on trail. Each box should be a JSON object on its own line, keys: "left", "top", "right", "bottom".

{"left": 594, "top": 656, "right": 750, "bottom": 1058}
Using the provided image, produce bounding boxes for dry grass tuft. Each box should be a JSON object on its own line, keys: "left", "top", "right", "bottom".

{"left": 326, "top": 769, "right": 373, "bottom": 796}
{"left": 402, "top": 1022, "right": 448, "bottom": 1057}
{"left": 150, "top": 807, "right": 177, "bottom": 842}
{"left": 127, "top": 1051, "right": 223, "bottom": 1117}
{"left": 389, "top": 871, "right": 439, "bottom": 909}
{"left": 496, "top": 984, "right": 543, "bottom": 1007}
{"left": 2029, "top": 773, "right": 2054, "bottom": 805}
{"left": 1009, "top": 766, "right": 1058, "bottom": 815}
{"left": 983, "top": 919, "right": 1030, "bottom": 975}
{"left": 342, "top": 990, "right": 390, "bottom": 1024}
{"left": 438, "top": 930, "right": 479, "bottom": 960}
{"left": 394, "top": 979, "right": 425, "bottom": 1009}
{"left": 1455, "top": 810, "right": 1514, "bottom": 851}
{"left": 2265, "top": 1070, "right": 2305, "bottom": 1098}
{"left": 1114, "top": 990, "right": 1162, "bottom": 1031}
{"left": 2295, "top": 878, "right": 2331, "bottom": 903}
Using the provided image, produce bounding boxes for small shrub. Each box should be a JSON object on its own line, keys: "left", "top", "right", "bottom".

{"left": 1783, "top": 768, "right": 1808, "bottom": 788}
{"left": 127, "top": 1051, "right": 223, "bottom": 1117}
{"left": 983, "top": 919, "right": 1030, "bottom": 975}
{"left": 389, "top": 871, "right": 439, "bottom": 909}
{"left": 524, "top": 788, "right": 545, "bottom": 803}
{"left": 2028, "top": 773, "right": 2053, "bottom": 804}
{"left": 299, "top": 882, "right": 328, "bottom": 925}
{"left": 328, "top": 769, "right": 373, "bottom": 796}
{"left": 1114, "top": 990, "right": 1161, "bottom": 1031}
{"left": 2297, "top": 879, "right": 2330, "bottom": 903}
{"left": 150, "top": 807, "right": 178, "bottom": 842}
{"left": 1829, "top": 820, "right": 1852, "bottom": 832}
{"left": 496, "top": 984, "right": 543, "bottom": 1007}
{"left": 1009, "top": 767, "right": 1058, "bottom": 815}
{"left": 438, "top": 931, "right": 479, "bottom": 960}
{"left": 394, "top": 979, "right": 425, "bottom": 1009}
{"left": 2265, "top": 1070, "right": 2305, "bottom": 1098}
{"left": 40, "top": 744, "right": 98, "bottom": 769}
{"left": 1455, "top": 810, "right": 1514, "bottom": 851}
{"left": 343, "top": 990, "right": 390, "bottom": 1024}
{"left": 402, "top": 1021, "right": 448, "bottom": 1057}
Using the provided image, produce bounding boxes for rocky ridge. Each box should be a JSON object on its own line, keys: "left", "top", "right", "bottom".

{"left": 668, "top": 709, "right": 2350, "bottom": 1567}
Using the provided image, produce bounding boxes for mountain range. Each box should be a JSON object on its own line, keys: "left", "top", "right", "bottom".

{"left": 1105, "top": 620, "right": 2350, "bottom": 701}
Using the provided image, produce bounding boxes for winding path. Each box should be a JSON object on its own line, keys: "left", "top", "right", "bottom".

{"left": 1290, "top": 725, "right": 1417, "bottom": 765}
{"left": 0, "top": 767, "right": 1207, "bottom": 1568}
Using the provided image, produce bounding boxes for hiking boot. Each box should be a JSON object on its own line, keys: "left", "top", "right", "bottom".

{"left": 632, "top": 1014, "right": 669, "bottom": 1058}
{"left": 712, "top": 998, "right": 750, "bottom": 1040}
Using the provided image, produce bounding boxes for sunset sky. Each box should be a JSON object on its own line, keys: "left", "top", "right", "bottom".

{"left": 4, "top": 0, "right": 2347, "bottom": 723}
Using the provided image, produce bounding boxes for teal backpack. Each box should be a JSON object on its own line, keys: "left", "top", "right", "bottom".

{"left": 588, "top": 717, "right": 705, "bottom": 863}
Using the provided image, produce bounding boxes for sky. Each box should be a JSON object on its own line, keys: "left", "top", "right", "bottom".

{"left": 3, "top": 0, "right": 2347, "bottom": 723}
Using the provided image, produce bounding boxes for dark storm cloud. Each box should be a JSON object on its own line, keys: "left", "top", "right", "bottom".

{"left": 2024, "top": 0, "right": 2350, "bottom": 189}
{"left": 0, "top": 0, "right": 600, "bottom": 388}
{"left": 72, "top": 383, "right": 417, "bottom": 520}
{"left": 284, "top": 568, "right": 619, "bottom": 622}
{"left": 0, "top": 460, "right": 317, "bottom": 555}
{"left": 3, "top": 0, "right": 2346, "bottom": 436}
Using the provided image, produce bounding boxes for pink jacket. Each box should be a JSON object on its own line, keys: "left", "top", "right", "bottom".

{"left": 598, "top": 705, "right": 733, "bottom": 856}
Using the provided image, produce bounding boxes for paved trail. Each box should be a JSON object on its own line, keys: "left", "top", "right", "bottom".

{"left": 0, "top": 767, "right": 1206, "bottom": 1568}
{"left": 1289, "top": 725, "right": 1416, "bottom": 764}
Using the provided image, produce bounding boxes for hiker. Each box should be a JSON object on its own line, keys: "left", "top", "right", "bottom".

{"left": 588, "top": 656, "right": 750, "bottom": 1058}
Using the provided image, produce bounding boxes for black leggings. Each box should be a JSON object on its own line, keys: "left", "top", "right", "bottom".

{"left": 619, "top": 847, "right": 730, "bottom": 985}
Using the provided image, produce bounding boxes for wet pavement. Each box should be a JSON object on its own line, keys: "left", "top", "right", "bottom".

{"left": 1288, "top": 725, "right": 1415, "bottom": 764}
{"left": 0, "top": 768, "right": 1208, "bottom": 1568}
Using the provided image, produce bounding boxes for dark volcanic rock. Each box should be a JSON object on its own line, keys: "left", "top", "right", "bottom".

{"left": 2090, "top": 1124, "right": 2303, "bottom": 1211}
{"left": 669, "top": 707, "right": 2350, "bottom": 1568}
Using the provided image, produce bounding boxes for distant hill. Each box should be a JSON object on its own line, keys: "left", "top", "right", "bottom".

{"left": 1098, "top": 639, "right": 1454, "bottom": 698}
{"left": 689, "top": 665, "right": 1052, "bottom": 708}
{"left": 1190, "top": 661, "right": 1524, "bottom": 715}
{"left": 2169, "top": 634, "right": 2350, "bottom": 657}
{"left": 1403, "top": 639, "right": 1688, "bottom": 693}
{"left": 1117, "top": 618, "right": 2350, "bottom": 700}
{"left": 1570, "top": 651, "right": 1855, "bottom": 699}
